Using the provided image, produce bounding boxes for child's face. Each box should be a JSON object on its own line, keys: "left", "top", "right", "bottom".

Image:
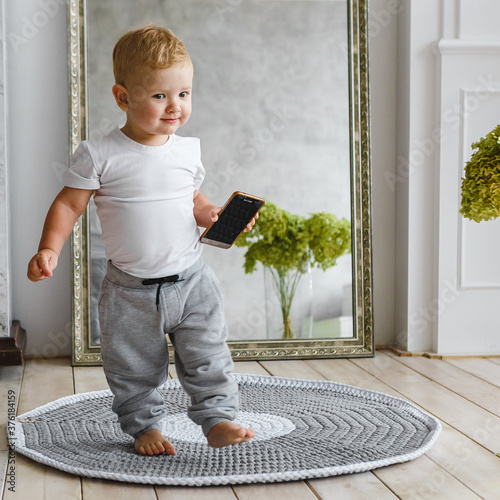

{"left": 115, "top": 62, "right": 193, "bottom": 145}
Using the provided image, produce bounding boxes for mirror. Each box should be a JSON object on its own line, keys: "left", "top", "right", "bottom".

{"left": 69, "top": 0, "right": 373, "bottom": 365}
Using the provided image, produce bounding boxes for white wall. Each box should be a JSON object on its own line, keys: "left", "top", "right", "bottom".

{"left": 0, "top": 0, "right": 10, "bottom": 337}
{"left": 395, "top": 0, "right": 442, "bottom": 351}
{"left": 6, "top": 0, "right": 72, "bottom": 357}
{"left": 396, "top": 0, "right": 500, "bottom": 355}
{"left": 369, "top": 0, "right": 398, "bottom": 347}
{"left": 435, "top": 0, "right": 500, "bottom": 355}
{"left": 6, "top": 0, "right": 398, "bottom": 356}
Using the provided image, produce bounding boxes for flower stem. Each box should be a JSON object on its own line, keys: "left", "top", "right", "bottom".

{"left": 269, "top": 268, "right": 303, "bottom": 339}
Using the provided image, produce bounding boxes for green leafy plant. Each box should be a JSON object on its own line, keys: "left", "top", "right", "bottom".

{"left": 236, "top": 201, "right": 351, "bottom": 338}
{"left": 460, "top": 123, "right": 500, "bottom": 222}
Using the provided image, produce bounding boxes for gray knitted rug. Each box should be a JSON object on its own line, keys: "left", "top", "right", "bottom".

{"left": 10, "top": 374, "right": 440, "bottom": 486}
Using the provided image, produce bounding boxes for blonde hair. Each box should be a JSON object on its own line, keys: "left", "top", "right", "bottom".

{"left": 112, "top": 25, "right": 190, "bottom": 86}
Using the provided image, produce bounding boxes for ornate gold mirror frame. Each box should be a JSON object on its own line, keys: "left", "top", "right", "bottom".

{"left": 69, "top": 0, "right": 373, "bottom": 365}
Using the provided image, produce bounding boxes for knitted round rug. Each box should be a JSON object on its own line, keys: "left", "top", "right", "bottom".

{"left": 10, "top": 374, "right": 441, "bottom": 486}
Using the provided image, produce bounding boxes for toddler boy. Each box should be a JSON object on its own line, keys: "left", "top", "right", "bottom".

{"left": 27, "top": 25, "right": 255, "bottom": 456}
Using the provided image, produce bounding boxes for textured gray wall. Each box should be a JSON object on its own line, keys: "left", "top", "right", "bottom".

{"left": 87, "top": 0, "right": 351, "bottom": 340}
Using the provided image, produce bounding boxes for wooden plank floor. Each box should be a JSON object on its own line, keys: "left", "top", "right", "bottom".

{"left": 2, "top": 351, "right": 500, "bottom": 499}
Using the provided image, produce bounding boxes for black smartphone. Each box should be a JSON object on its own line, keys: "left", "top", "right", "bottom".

{"left": 200, "top": 192, "right": 265, "bottom": 249}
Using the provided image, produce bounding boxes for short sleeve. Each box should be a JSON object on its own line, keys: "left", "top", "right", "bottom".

{"left": 63, "top": 142, "right": 101, "bottom": 190}
{"left": 193, "top": 139, "right": 205, "bottom": 190}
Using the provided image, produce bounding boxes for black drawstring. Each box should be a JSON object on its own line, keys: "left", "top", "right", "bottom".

{"left": 141, "top": 275, "right": 183, "bottom": 311}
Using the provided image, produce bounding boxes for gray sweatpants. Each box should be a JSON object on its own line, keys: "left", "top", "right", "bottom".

{"left": 98, "top": 258, "right": 238, "bottom": 438}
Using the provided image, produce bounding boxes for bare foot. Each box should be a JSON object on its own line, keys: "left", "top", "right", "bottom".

{"left": 207, "top": 421, "right": 255, "bottom": 448}
{"left": 134, "top": 429, "right": 176, "bottom": 456}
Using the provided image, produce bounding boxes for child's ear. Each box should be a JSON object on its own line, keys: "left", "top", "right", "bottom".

{"left": 112, "top": 84, "right": 129, "bottom": 111}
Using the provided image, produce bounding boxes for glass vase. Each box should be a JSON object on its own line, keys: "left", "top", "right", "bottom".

{"left": 264, "top": 265, "right": 313, "bottom": 339}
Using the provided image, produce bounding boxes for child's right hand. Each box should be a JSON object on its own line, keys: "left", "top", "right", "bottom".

{"left": 27, "top": 249, "right": 59, "bottom": 282}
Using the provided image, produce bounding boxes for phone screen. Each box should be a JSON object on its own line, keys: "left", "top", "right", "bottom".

{"left": 201, "top": 193, "right": 264, "bottom": 248}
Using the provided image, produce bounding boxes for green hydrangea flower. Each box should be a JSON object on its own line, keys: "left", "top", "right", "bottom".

{"left": 236, "top": 201, "right": 351, "bottom": 338}
{"left": 460, "top": 124, "right": 500, "bottom": 222}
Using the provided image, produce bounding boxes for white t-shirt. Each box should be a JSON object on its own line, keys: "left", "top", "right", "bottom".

{"left": 64, "top": 127, "right": 205, "bottom": 278}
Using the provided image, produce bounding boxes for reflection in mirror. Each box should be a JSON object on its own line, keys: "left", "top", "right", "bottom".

{"left": 69, "top": 0, "right": 373, "bottom": 364}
